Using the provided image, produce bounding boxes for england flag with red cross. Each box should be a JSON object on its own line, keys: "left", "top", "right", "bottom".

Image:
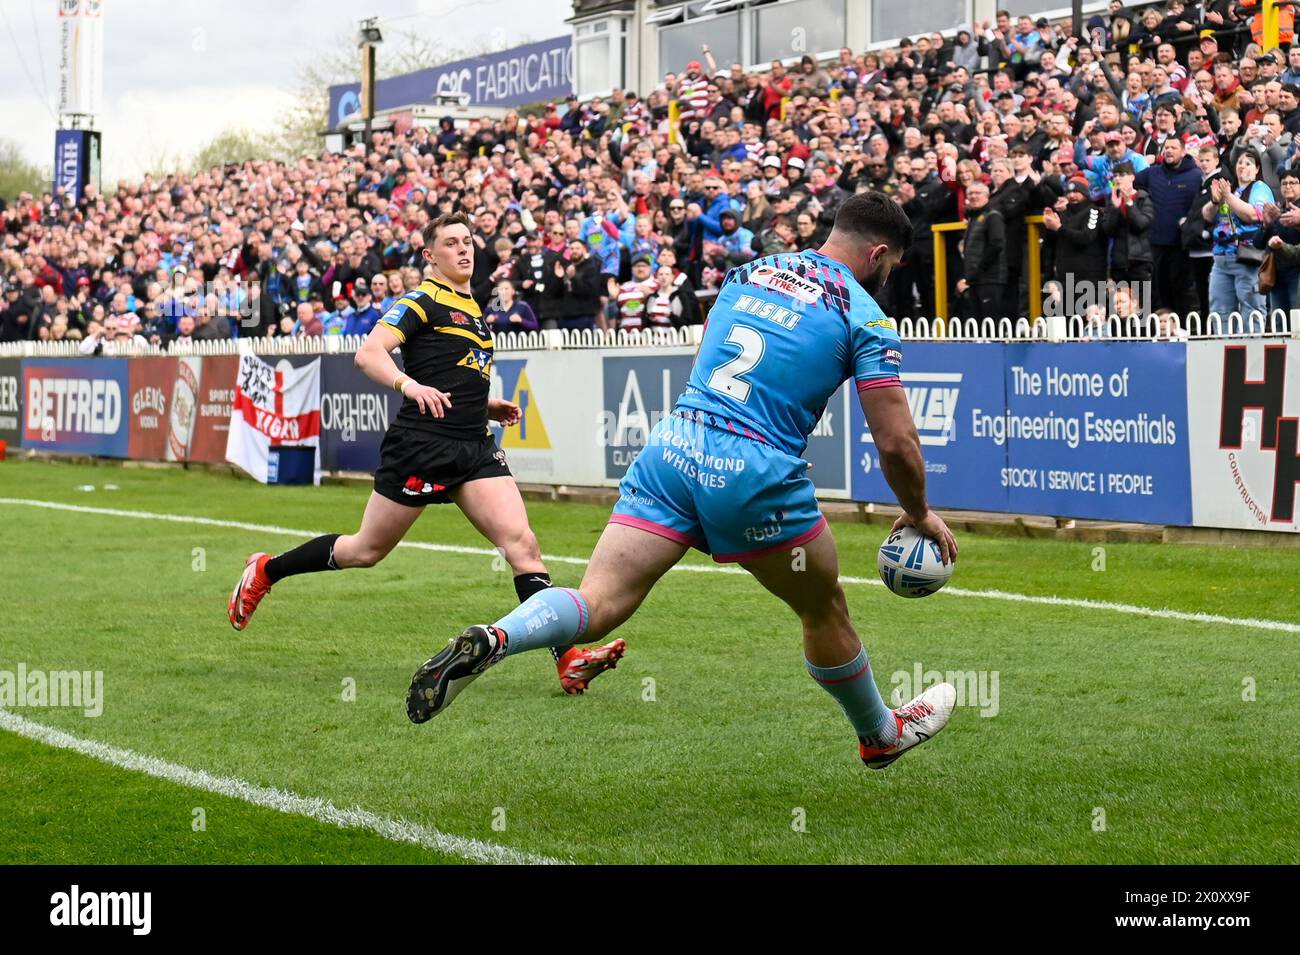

{"left": 225, "top": 353, "right": 322, "bottom": 484}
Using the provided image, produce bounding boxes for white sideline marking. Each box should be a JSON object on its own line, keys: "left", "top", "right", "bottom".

{"left": 3, "top": 496, "right": 1297, "bottom": 634}
{"left": 0, "top": 709, "right": 565, "bottom": 866}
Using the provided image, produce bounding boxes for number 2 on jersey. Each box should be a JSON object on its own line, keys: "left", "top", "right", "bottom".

{"left": 707, "top": 324, "right": 764, "bottom": 402}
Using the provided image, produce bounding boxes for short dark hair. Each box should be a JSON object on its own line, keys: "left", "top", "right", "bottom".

{"left": 422, "top": 211, "right": 472, "bottom": 245}
{"left": 831, "top": 191, "right": 913, "bottom": 253}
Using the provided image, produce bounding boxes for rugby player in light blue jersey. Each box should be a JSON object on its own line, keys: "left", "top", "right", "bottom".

{"left": 406, "top": 193, "right": 960, "bottom": 770}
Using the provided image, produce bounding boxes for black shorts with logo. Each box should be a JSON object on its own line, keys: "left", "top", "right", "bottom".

{"left": 373, "top": 426, "right": 511, "bottom": 506}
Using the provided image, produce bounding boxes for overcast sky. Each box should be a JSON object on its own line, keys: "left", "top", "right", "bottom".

{"left": 0, "top": 0, "right": 571, "bottom": 183}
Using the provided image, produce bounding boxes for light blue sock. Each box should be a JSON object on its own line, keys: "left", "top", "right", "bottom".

{"left": 805, "top": 648, "right": 897, "bottom": 745}
{"left": 493, "top": 587, "right": 589, "bottom": 657}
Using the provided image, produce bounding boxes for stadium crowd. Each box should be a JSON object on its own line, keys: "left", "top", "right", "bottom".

{"left": 3, "top": 1, "right": 1300, "bottom": 347}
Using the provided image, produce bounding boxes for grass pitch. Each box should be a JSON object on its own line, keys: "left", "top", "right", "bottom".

{"left": 1, "top": 458, "right": 1297, "bottom": 864}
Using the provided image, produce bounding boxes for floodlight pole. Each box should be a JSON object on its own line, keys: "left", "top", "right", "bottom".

{"left": 359, "top": 17, "right": 381, "bottom": 148}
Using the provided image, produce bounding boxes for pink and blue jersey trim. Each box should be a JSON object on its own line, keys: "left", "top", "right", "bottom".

{"left": 857, "top": 376, "right": 901, "bottom": 393}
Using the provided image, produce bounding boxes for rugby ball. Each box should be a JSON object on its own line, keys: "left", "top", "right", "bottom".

{"left": 877, "top": 525, "right": 953, "bottom": 598}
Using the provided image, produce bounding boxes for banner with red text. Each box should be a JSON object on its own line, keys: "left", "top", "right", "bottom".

{"left": 225, "top": 353, "right": 322, "bottom": 484}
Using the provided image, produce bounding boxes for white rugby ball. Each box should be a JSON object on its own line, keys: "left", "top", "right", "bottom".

{"left": 877, "top": 525, "right": 953, "bottom": 598}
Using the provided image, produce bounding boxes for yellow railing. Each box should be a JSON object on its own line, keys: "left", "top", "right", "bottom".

{"left": 932, "top": 215, "right": 1045, "bottom": 324}
{"left": 1263, "top": 0, "right": 1281, "bottom": 50}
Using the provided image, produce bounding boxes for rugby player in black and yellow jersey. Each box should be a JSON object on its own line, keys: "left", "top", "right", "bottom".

{"left": 228, "top": 212, "right": 626, "bottom": 695}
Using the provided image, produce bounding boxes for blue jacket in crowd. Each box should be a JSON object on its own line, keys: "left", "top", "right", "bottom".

{"left": 1133, "top": 154, "right": 1203, "bottom": 247}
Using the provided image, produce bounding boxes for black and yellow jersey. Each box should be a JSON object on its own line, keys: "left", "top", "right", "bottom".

{"left": 378, "top": 277, "right": 493, "bottom": 439}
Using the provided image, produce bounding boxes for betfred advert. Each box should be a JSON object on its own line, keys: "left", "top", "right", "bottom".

{"left": 22, "top": 358, "right": 129, "bottom": 457}
{"left": 0, "top": 358, "right": 21, "bottom": 449}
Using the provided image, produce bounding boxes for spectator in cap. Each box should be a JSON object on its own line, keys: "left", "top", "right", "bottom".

{"left": 1075, "top": 122, "right": 1149, "bottom": 199}
{"left": 342, "top": 279, "right": 380, "bottom": 336}
{"left": 1042, "top": 175, "right": 1109, "bottom": 289}
{"left": 705, "top": 208, "right": 755, "bottom": 269}
{"left": 1103, "top": 160, "right": 1154, "bottom": 284}
{"left": 677, "top": 56, "right": 710, "bottom": 125}
{"left": 610, "top": 253, "right": 658, "bottom": 330}
{"left": 785, "top": 155, "right": 807, "bottom": 186}
{"left": 560, "top": 94, "right": 587, "bottom": 135}
{"left": 321, "top": 292, "right": 352, "bottom": 336}
{"left": 761, "top": 153, "right": 785, "bottom": 192}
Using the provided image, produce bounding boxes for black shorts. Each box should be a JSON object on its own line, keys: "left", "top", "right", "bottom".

{"left": 373, "top": 426, "right": 511, "bottom": 506}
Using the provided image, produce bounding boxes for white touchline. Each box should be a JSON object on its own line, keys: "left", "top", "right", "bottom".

{"left": 0, "top": 709, "right": 566, "bottom": 866}
{"left": 2, "top": 496, "right": 1297, "bottom": 635}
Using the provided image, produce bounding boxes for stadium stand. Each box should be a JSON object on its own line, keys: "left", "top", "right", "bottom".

{"left": 3, "top": 2, "right": 1298, "bottom": 346}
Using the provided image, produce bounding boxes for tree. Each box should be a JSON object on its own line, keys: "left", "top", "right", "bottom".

{"left": 0, "top": 138, "right": 48, "bottom": 203}
{"left": 270, "top": 27, "right": 358, "bottom": 164}
{"left": 270, "top": 27, "right": 501, "bottom": 163}
{"left": 192, "top": 128, "right": 266, "bottom": 172}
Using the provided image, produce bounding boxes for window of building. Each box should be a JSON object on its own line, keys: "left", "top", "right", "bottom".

{"left": 756, "top": 0, "right": 846, "bottom": 64}
{"left": 657, "top": 0, "right": 851, "bottom": 75}
{"left": 658, "top": 12, "right": 743, "bottom": 76}
{"left": 574, "top": 15, "right": 628, "bottom": 97}
{"left": 870, "top": 0, "right": 968, "bottom": 45}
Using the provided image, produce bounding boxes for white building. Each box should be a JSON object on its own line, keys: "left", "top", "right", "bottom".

{"left": 568, "top": 1, "right": 1098, "bottom": 98}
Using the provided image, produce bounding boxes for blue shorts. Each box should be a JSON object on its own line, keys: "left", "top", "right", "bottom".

{"left": 610, "top": 412, "right": 827, "bottom": 563}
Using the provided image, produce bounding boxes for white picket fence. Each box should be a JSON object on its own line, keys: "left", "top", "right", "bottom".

{"left": 2, "top": 310, "right": 1295, "bottom": 359}
{"left": 906, "top": 310, "right": 1298, "bottom": 342}
{"left": 0, "top": 325, "right": 706, "bottom": 358}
